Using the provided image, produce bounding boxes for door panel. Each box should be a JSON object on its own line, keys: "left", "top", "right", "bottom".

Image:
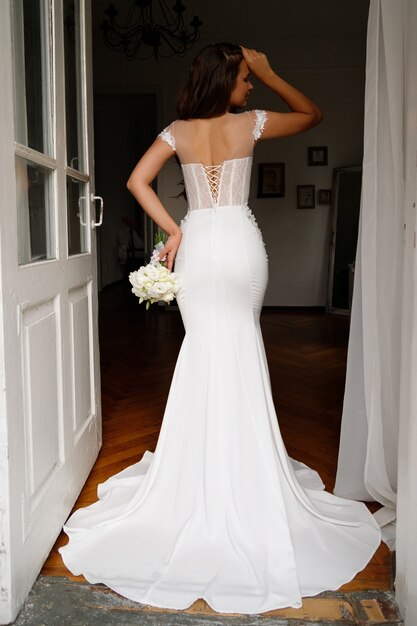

{"left": 69, "top": 283, "right": 94, "bottom": 437}
{"left": 22, "top": 299, "right": 60, "bottom": 492}
{"left": 0, "top": 0, "right": 101, "bottom": 622}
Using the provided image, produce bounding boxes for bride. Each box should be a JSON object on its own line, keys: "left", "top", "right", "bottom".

{"left": 59, "top": 43, "right": 381, "bottom": 614}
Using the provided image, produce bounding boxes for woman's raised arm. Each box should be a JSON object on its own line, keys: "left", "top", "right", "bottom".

{"left": 127, "top": 139, "right": 182, "bottom": 271}
{"left": 241, "top": 46, "right": 323, "bottom": 138}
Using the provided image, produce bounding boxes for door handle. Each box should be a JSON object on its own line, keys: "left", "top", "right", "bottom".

{"left": 78, "top": 196, "right": 87, "bottom": 226}
{"left": 91, "top": 194, "right": 104, "bottom": 229}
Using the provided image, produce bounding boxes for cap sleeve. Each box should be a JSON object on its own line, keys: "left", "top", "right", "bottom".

{"left": 157, "top": 122, "right": 176, "bottom": 152}
{"left": 251, "top": 109, "right": 268, "bottom": 142}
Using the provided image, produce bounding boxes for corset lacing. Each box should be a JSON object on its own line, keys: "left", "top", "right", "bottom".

{"left": 202, "top": 163, "right": 223, "bottom": 205}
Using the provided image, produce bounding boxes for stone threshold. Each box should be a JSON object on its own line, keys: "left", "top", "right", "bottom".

{"left": 12, "top": 576, "right": 403, "bottom": 625}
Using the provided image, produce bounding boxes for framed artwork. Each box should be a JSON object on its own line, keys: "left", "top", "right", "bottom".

{"left": 257, "top": 162, "right": 285, "bottom": 198}
{"left": 318, "top": 189, "right": 332, "bottom": 205}
{"left": 308, "top": 146, "right": 328, "bottom": 166}
{"left": 297, "top": 185, "right": 315, "bottom": 209}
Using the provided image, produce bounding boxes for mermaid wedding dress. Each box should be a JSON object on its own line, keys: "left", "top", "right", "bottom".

{"left": 59, "top": 110, "right": 381, "bottom": 614}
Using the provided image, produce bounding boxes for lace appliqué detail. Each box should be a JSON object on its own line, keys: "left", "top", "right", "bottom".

{"left": 253, "top": 110, "right": 268, "bottom": 142}
{"left": 202, "top": 163, "right": 223, "bottom": 204}
{"left": 180, "top": 210, "right": 190, "bottom": 233}
{"left": 244, "top": 206, "right": 268, "bottom": 260}
{"left": 158, "top": 127, "right": 176, "bottom": 152}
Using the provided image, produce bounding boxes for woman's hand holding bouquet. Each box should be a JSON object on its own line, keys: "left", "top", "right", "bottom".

{"left": 129, "top": 232, "right": 181, "bottom": 310}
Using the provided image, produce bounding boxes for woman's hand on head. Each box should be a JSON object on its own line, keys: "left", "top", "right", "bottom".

{"left": 157, "top": 229, "right": 182, "bottom": 272}
{"left": 240, "top": 45, "right": 323, "bottom": 138}
{"left": 240, "top": 46, "right": 274, "bottom": 82}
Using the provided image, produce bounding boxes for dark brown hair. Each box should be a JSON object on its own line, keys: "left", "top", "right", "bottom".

{"left": 176, "top": 43, "right": 243, "bottom": 120}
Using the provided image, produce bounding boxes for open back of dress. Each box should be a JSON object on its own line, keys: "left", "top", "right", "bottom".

{"left": 160, "top": 110, "right": 265, "bottom": 209}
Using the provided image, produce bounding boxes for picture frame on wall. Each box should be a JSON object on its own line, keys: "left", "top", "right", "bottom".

{"left": 257, "top": 162, "right": 285, "bottom": 198}
{"left": 297, "top": 185, "right": 315, "bottom": 209}
{"left": 308, "top": 146, "right": 328, "bottom": 166}
{"left": 318, "top": 189, "right": 332, "bottom": 205}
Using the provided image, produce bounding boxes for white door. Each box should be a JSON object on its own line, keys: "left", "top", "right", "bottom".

{"left": 0, "top": 1, "right": 101, "bottom": 622}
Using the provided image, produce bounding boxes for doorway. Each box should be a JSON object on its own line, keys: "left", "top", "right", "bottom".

{"left": 93, "top": 93, "right": 157, "bottom": 290}
{"left": 327, "top": 166, "right": 362, "bottom": 313}
{"left": 42, "top": 0, "right": 394, "bottom": 618}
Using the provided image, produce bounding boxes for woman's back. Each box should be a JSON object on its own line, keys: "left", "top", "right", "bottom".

{"left": 162, "top": 110, "right": 265, "bottom": 165}
{"left": 159, "top": 110, "right": 267, "bottom": 208}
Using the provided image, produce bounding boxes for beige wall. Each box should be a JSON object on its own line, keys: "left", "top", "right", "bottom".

{"left": 92, "top": 0, "right": 369, "bottom": 305}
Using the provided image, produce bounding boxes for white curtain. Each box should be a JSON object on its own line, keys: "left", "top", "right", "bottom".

{"left": 334, "top": 0, "right": 406, "bottom": 550}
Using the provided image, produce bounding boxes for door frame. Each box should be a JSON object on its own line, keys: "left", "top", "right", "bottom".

{"left": 395, "top": 2, "right": 417, "bottom": 622}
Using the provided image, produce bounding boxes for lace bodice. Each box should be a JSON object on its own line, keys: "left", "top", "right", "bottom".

{"left": 182, "top": 157, "right": 253, "bottom": 209}
{"left": 157, "top": 110, "right": 267, "bottom": 209}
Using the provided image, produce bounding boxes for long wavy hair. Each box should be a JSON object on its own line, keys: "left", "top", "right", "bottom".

{"left": 177, "top": 43, "right": 243, "bottom": 120}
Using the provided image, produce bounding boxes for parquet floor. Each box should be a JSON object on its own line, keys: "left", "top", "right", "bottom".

{"left": 42, "top": 282, "right": 393, "bottom": 599}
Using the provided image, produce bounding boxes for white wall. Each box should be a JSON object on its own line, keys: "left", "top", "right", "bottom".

{"left": 92, "top": 0, "right": 369, "bottom": 305}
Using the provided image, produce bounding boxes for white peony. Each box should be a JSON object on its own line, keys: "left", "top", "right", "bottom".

{"left": 129, "top": 243, "right": 181, "bottom": 309}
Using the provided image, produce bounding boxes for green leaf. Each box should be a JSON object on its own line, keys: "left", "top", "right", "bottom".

{"left": 154, "top": 230, "right": 167, "bottom": 246}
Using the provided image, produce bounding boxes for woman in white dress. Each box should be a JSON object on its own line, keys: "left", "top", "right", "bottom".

{"left": 59, "top": 44, "right": 381, "bottom": 614}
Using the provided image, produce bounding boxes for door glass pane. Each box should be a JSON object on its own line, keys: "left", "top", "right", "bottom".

{"left": 16, "top": 158, "right": 55, "bottom": 265}
{"left": 64, "top": 0, "right": 85, "bottom": 172}
{"left": 67, "top": 177, "right": 88, "bottom": 255}
{"left": 12, "top": 0, "right": 52, "bottom": 154}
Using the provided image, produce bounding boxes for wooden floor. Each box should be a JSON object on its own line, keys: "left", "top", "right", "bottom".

{"left": 42, "top": 282, "right": 393, "bottom": 599}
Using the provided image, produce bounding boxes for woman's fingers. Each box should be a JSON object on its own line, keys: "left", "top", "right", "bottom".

{"left": 157, "top": 245, "right": 176, "bottom": 272}
{"left": 157, "top": 245, "right": 168, "bottom": 263}
{"left": 156, "top": 231, "right": 182, "bottom": 271}
{"left": 241, "top": 47, "right": 273, "bottom": 81}
{"left": 167, "top": 250, "right": 175, "bottom": 272}
{"left": 241, "top": 46, "right": 260, "bottom": 57}
{"left": 241, "top": 46, "right": 257, "bottom": 63}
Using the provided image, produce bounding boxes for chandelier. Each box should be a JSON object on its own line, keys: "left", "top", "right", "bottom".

{"left": 100, "top": 1, "right": 203, "bottom": 61}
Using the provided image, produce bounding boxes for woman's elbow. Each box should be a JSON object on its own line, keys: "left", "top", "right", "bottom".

{"left": 312, "top": 108, "right": 323, "bottom": 126}
{"left": 127, "top": 169, "right": 151, "bottom": 193}
{"left": 127, "top": 174, "right": 142, "bottom": 194}
{"left": 301, "top": 109, "right": 323, "bottom": 132}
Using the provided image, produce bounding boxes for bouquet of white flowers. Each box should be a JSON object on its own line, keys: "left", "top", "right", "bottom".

{"left": 129, "top": 233, "right": 181, "bottom": 310}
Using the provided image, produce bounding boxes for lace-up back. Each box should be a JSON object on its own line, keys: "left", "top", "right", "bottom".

{"left": 202, "top": 163, "right": 223, "bottom": 204}
{"left": 157, "top": 110, "right": 267, "bottom": 209}
{"left": 181, "top": 157, "right": 252, "bottom": 209}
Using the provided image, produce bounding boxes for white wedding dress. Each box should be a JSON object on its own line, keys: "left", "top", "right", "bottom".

{"left": 59, "top": 110, "right": 381, "bottom": 614}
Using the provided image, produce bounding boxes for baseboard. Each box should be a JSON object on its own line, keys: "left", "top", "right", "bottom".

{"left": 262, "top": 305, "right": 327, "bottom": 313}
